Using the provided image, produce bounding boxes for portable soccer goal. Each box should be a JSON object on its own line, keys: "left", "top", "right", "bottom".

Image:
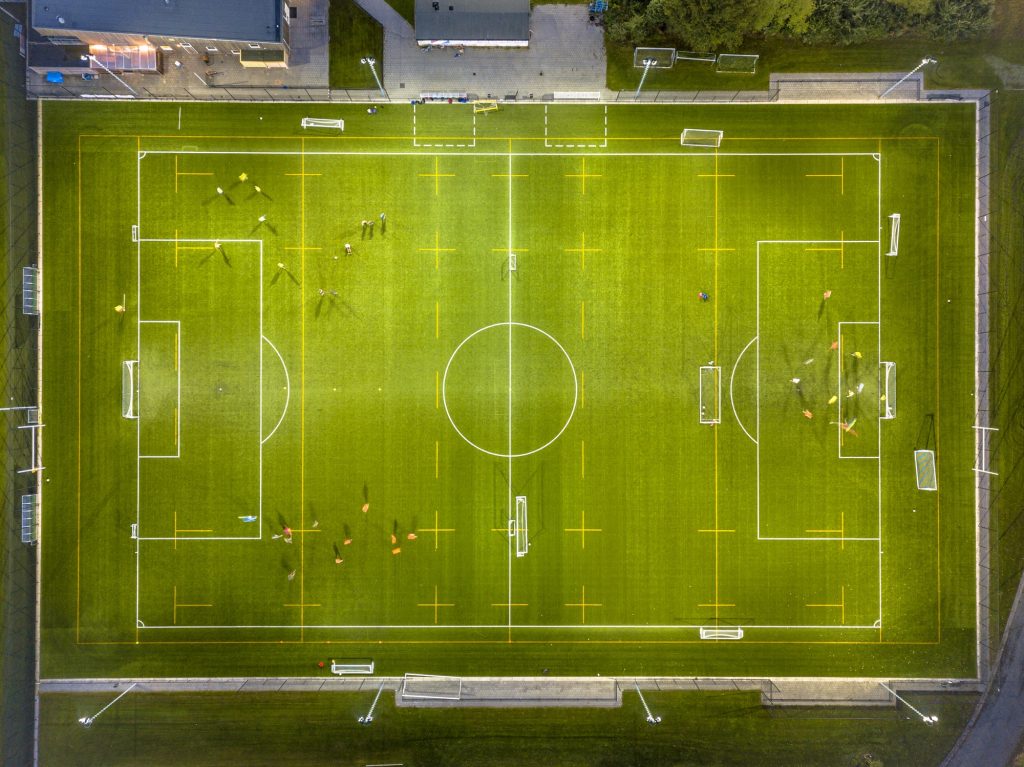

{"left": 122, "top": 360, "right": 139, "bottom": 419}
{"left": 330, "top": 660, "right": 375, "bottom": 675}
{"left": 675, "top": 50, "right": 717, "bottom": 63}
{"left": 681, "top": 129, "right": 724, "bottom": 148}
{"left": 21, "top": 494, "right": 37, "bottom": 544}
{"left": 886, "top": 213, "right": 901, "bottom": 256}
{"left": 700, "top": 626, "right": 744, "bottom": 640}
{"left": 22, "top": 267, "right": 40, "bottom": 316}
{"left": 715, "top": 53, "right": 759, "bottom": 74}
{"left": 880, "top": 361, "right": 896, "bottom": 420}
{"left": 699, "top": 365, "right": 721, "bottom": 424}
{"left": 301, "top": 117, "right": 345, "bottom": 130}
{"left": 973, "top": 425, "right": 999, "bottom": 476}
{"left": 472, "top": 100, "right": 498, "bottom": 113}
{"left": 514, "top": 495, "right": 529, "bottom": 557}
{"left": 915, "top": 449, "right": 938, "bottom": 491}
{"left": 633, "top": 47, "right": 676, "bottom": 68}
{"left": 401, "top": 674, "right": 463, "bottom": 701}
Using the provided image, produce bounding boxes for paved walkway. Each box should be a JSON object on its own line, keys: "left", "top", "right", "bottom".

{"left": 357, "top": 3, "right": 606, "bottom": 99}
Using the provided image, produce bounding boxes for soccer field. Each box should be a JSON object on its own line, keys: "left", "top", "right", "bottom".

{"left": 40, "top": 100, "right": 979, "bottom": 680}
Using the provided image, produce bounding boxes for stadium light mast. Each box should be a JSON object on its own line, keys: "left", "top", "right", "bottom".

{"left": 80, "top": 54, "right": 139, "bottom": 96}
{"left": 879, "top": 57, "right": 936, "bottom": 99}
{"left": 634, "top": 58, "right": 656, "bottom": 100}
{"left": 634, "top": 681, "right": 662, "bottom": 724}
{"left": 358, "top": 680, "right": 387, "bottom": 725}
{"left": 360, "top": 57, "right": 388, "bottom": 100}
{"left": 77, "top": 683, "right": 138, "bottom": 727}
{"left": 879, "top": 682, "right": 939, "bottom": 724}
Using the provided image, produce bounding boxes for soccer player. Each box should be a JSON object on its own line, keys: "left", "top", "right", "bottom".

{"left": 345, "top": 244, "right": 353, "bottom": 256}
{"left": 802, "top": 409, "right": 813, "bottom": 419}
{"left": 827, "top": 394, "right": 838, "bottom": 405}
{"left": 114, "top": 304, "right": 126, "bottom": 314}
{"left": 238, "top": 515, "right": 257, "bottom": 523}
{"left": 823, "top": 290, "right": 832, "bottom": 300}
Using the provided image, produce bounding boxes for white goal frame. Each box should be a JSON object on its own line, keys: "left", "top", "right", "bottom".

{"left": 715, "top": 54, "right": 759, "bottom": 74}
{"left": 633, "top": 47, "right": 676, "bottom": 68}
{"left": 122, "top": 359, "right": 139, "bottom": 419}
{"left": 301, "top": 117, "right": 345, "bottom": 131}
{"left": 699, "top": 365, "right": 721, "bottom": 425}
{"left": 700, "top": 627, "right": 744, "bottom": 640}
{"left": 886, "top": 213, "right": 901, "bottom": 256}
{"left": 880, "top": 361, "right": 896, "bottom": 420}
{"left": 915, "top": 449, "right": 938, "bottom": 491}
{"left": 681, "top": 129, "right": 724, "bottom": 148}
{"left": 331, "top": 660, "right": 375, "bottom": 675}
{"left": 401, "top": 674, "right": 463, "bottom": 700}
{"left": 514, "top": 495, "right": 528, "bottom": 557}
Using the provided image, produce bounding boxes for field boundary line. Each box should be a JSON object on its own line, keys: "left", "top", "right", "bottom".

{"left": 729, "top": 336, "right": 758, "bottom": 444}
{"left": 261, "top": 336, "right": 290, "bottom": 445}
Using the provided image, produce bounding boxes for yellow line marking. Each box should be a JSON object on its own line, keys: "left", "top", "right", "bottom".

{"left": 697, "top": 173, "right": 735, "bottom": 178}
{"left": 417, "top": 585, "right": 454, "bottom": 624}
{"left": 564, "top": 509, "right": 601, "bottom": 549}
{"left": 173, "top": 586, "right": 213, "bottom": 626}
{"left": 563, "top": 156, "right": 602, "bottom": 195}
{"left": 492, "top": 603, "right": 529, "bottom": 607}
{"left": 418, "top": 231, "right": 456, "bottom": 270}
{"left": 418, "top": 157, "right": 455, "bottom": 195}
{"left": 713, "top": 147, "right": 722, "bottom": 627}
{"left": 435, "top": 370, "right": 440, "bottom": 409}
{"left": 284, "top": 172, "right": 322, "bottom": 176}
{"left": 418, "top": 510, "right": 455, "bottom": 551}
{"left": 565, "top": 585, "right": 601, "bottom": 624}
{"left": 284, "top": 603, "right": 321, "bottom": 608}
{"left": 174, "top": 229, "right": 179, "bottom": 267}
{"left": 300, "top": 138, "right": 308, "bottom": 642}
{"left": 697, "top": 247, "right": 735, "bottom": 252}
{"left": 698, "top": 529, "right": 735, "bottom": 533}
{"left": 699, "top": 603, "right": 735, "bottom": 608}
{"left": 935, "top": 138, "right": 942, "bottom": 642}
{"left": 581, "top": 301, "right": 585, "bottom": 339}
{"left": 491, "top": 173, "right": 529, "bottom": 178}
{"left": 581, "top": 370, "right": 585, "bottom": 409}
{"left": 580, "top": 440, "right": 585, "bottom": 478}
{"left": 435, "top": 440, "right": 439, "bottom": 479}
{"left": 806, "top": 158, "right": 844, "bottom": 194}
{"left": 807, "top": 586, "right": 846, "bottom": 625}
{"left": 174, "top": 407, "right": 178, "bottom": 448}
{"left": 174, "top": 155, "right": 177, "bottom": 194}
{"left": 564, "top": 232, "right": 601, "bottom": 271}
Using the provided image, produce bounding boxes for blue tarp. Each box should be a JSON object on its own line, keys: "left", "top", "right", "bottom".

{"left": 45, "top": 72, "right": 64, "bottom": 84}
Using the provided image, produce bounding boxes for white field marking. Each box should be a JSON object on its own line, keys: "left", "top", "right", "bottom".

{"left": 836, "top": 320, "right": 881, "bottom": 461}
{"left": 411, "top": 104, "right": 477, "bottom": 148}
{"left": 729, "top": 335, "right": 758, "bottom": 444}
{"left": 142, "top": 150, "right": 879, "bottom": 159}
{"left": 876, "top": 150, "right": 883, "bottom": 628}
{"left": 136, "top": 621, "right": 881, "bottom": 630}
{"left": 137, "top": 144, "right": 142, "bottom": 631}
{"left": 260, "top": 335, "right": 291, "bottom": 445}
{"left": 441, "top": 322, "right": 579, "bottom": 459}
{"left": 543, "top": 104, "right": 609, "bottom": 148}
{"left": 138, "top": 318, "right": 182, "bottom": 460}
{"left": 755, "top": 241, "right": 883, "bottom": 549}
{"left": 507, "top": 148, "right": 513, "bottom": 635}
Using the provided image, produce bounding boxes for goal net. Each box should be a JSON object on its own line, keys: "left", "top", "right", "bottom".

{"left": 401, "top": 674, "right": 463, "bottom": 700}
{"left": 473, "top": 100, "right": 498, "bottom": 113}
{"left": 886, "top": 213, "right": 901, "bottom": 257}
{"left": 700, "top": 626, "right": 744, "bottom": 640}
{"left": 681, "top": 129, "right": 723, "bottom": 148}
{"left": 633, "top": 47, "right": 676, "bottom": 68}
{"left": 514, "top": 496, "right": 529, "bottom": 557}
{"left": 715, "top": 54, "right": 759, "bottom": 74}
{"left": 915, "top": 449, "right": 937, "bottom": 491}
{"left": 301, "top": 117, "right": 345, "bottom": 130}
{"left": 880, "top": 362, "right": 896, "bottom": 420}
{"left": 699, "top": 366, "right": 721, "bottom": 424}
{"left": 122, "top": 360, "right": 139, "bottom": 419}
{"left": 330, "top": 660, "right": 375, "bottom": 675}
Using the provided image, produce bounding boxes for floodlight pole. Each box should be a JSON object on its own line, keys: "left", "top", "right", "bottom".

{"left": 879, "top": 57, "right": 936, "bottom": 99}
{"left": 634, "top": 58, "right": 656, "bottom": 100}
{"left": 360, "top": 57, "right": 388, "bottom": 100}
{"left": 879, "top": 682, "right": 939, "bottom": 724}
{"left": 634, "top": 682, "right": 662, "bottom": 725}
{"left": 80, "top": 54, "right": 139, "bottom": 96}
{"left": 78, "top": 683, "right": 137, "bottom": 727}
{"left": 358, "top": 680, "right": 387, "bottom": 725}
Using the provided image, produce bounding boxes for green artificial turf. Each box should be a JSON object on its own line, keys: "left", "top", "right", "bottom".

{"left": 39, "top": 100, "right": 977, "bottom": 680}
{"left": 39, "top": 689, "right": 979, "bottom": 767}
{"left": 328, "top": 0, "right": 384, "bottom": 89}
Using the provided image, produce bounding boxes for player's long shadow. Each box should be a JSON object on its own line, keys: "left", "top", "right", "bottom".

{"left": 247, "top": 190, "right": 273, "bottom": 202}
{"left": 202, "top": 193, "right": 235, "bottom": 206}
{"left": 250, "top": 222, "right": 279, "bottom": 236}
{"left": 314, "top": 295, "right": 336, "bottom": 319}
{"left": 269, "top": 269, "right": 300, "bottom": 286}
{"left": 338, "top": 300, "right": 360, "bottom": 318}
{"left": 916, "top": 413, "right": 936, "bottom": 450}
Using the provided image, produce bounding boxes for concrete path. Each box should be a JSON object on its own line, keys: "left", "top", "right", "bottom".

{"left": 371, "top": 4, "right": 606, "bottom": 100}
{"left": 941, "top": 573, "right": 1024, "bottom": 767}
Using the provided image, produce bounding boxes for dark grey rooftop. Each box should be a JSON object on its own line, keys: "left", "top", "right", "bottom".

{"left": 415, "top": 0, "right": 529, "bottom": 42}
{"left": 32, "top": 0, "right": 283, "bottom": 43}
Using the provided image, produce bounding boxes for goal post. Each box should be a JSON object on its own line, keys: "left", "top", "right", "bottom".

{"left": 880, "top": 361, "right": 896, "bottom": 420}
{"left": 699, "top": 365, "right": 721, "bottom": 424}
{"left": 633, "top": 47, "right": 676, "bottom": 68}
{"left": 700, "top": 626, "right": 744, "bottom": 640}
{"left": 514, "top": 495, "right": 528, "bottom": 557}
{"left": 331, "top": 660, "right": 375, "bottom": 675}
{"left": 301, "top": 117, "right": 345, "bottom": 130}
{"left": 401, "top": 674, "right": 463, "bottom": 700}
{"left": 472, "top": 100, "right": 498, "bottom": 113}
{"left": 886, "top": 213, "right": 901, "bottom": 256}
{"left": 681, "top": 128, "right": 723, "bottom": 148}
{"left": 122, "top": 360, "right": 139, "bottom": 419}
{"left": 915, "top": 449, "right": 938, "bottom": 491}
{"left": 715, "top": 53, "right": 759, "bottom": 74}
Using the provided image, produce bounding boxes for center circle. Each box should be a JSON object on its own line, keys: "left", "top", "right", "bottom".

{"left": 442, "top": 322, "right": 578, "bottom": 458}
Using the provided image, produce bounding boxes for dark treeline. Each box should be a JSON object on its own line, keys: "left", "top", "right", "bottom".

{"left": 605, "top": 0, "right": 993, "bottom": 51}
